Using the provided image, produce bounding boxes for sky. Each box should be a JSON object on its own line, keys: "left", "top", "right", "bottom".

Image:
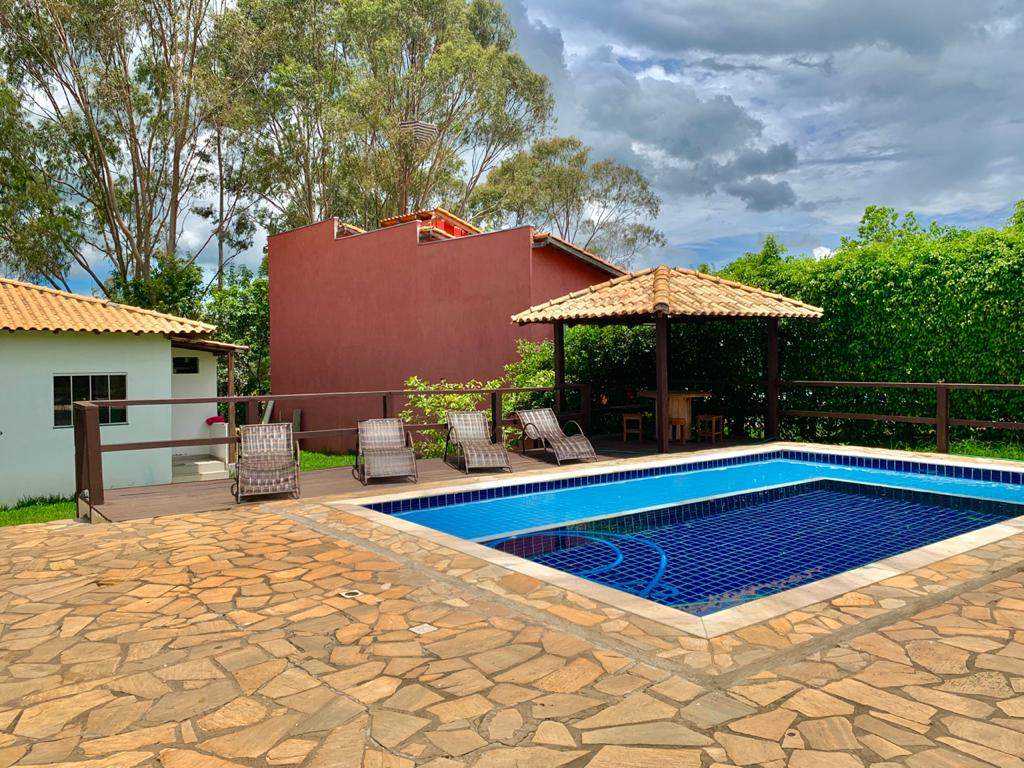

{"left": 54, "top": 0, "right": 1024, "bottom": 294}
{"left": 503, "top": 0, "right": 1024, "bottom": 268}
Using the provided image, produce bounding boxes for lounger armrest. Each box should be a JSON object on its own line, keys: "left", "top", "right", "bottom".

{"left": 563, "top": 420, "right": 586, "bottom": 436}
{"left": 522, "top": 423, "right": 541, "bottom": 440}
{"left": 405, "top": 429, "right": 416, "bottom": 450}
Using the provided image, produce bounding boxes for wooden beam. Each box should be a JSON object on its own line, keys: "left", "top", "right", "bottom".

{"left": 655, "top": 312, "right": 669, "bottom": 453}
{"left": 766, "top": 317, "right": 780, "bottom": 438}
{"left": 553, "top": 320, "right": 566, "bottom": 413}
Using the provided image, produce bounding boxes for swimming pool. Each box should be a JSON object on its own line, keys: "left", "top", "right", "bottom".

{"left": 366, "top": 448, "right": 1024, "bottom": 618}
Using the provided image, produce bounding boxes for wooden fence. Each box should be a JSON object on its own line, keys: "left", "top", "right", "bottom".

{"left": 781, "top": 380, "right": 1024, "bottom": 453}
{"left": 72, "top": 378, "right": 1024, "bottom": 510}
{"left": 73, "top": 384, "right": 589, "bottom": 507}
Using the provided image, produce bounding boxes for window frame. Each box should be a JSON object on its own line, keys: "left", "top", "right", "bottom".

{"left": 172, "top": 356, "right": 200, "bottom": 375}
{"left": 53, "top": 373, "right": 128, "bottom": 429}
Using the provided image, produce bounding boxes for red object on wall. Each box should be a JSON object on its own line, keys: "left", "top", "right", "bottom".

{"left": 268, "top": 210, "right": 622, "bottom": 450}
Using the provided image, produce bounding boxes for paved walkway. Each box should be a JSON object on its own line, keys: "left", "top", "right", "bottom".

{"left": 2, "top": 502, "right": 1023, "bottom": 768}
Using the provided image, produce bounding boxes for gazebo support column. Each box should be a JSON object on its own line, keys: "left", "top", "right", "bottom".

{"left": 765, "top": 317, "right": 780, "bottom": 439}
{"left": 553, "top": 320, "right": 566, "bottom": 413}
{"left": 656, "top": 312, "right": 670, "bottom": 453}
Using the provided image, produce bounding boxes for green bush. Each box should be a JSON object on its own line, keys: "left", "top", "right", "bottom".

{"left": 399, "top": 376, "right": 504, "bottom": 457}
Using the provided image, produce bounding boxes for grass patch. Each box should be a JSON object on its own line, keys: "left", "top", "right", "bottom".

{"left": 0, "top": 496, "right": 76, "bottom": 527}
{"left": 897, "top": 438, "right": 1024, "bottom": 462}
{"left": 947, "top": 439, "right": 1024, "bottom": 462}
{"left": 300, "top": 450, "right": 356, "bottom": 472}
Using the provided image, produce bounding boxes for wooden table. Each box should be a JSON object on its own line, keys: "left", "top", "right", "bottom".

{"left": 638, "top": 390, "right": 711, "bottom": 442}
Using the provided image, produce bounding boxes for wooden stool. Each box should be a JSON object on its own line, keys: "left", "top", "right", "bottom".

{"left": 669, "top": 418, "right": 691, "bottom": 442}
{"left": 622, "top": 412, "right": 643, "bottom": 442}
{"left": 695, "top": 414, "right": 724, "bottom": 444}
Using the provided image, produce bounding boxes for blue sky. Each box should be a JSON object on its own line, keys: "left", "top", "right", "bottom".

{"left": 505, "top": 0, "right": 1024, "bottom": 268}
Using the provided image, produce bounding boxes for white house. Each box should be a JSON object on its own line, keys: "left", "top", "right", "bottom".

{"left": 0, "top": 277, "right": 243, "bottom": 506}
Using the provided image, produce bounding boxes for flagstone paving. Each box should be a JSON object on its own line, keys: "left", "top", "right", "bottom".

{"left": 2, "top": 503, "right": 1024, "bottom": 768}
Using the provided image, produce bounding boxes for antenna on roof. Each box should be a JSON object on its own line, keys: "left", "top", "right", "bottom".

{"left": 398, "top": 119, "right": 438, "bottom": 146}
{"left": 396, "top": 118, "right": 438, "bottom": 214}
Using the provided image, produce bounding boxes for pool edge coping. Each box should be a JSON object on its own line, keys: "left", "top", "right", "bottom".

{"left": 322, "top": 442, "right": 1024, "bottom": 639}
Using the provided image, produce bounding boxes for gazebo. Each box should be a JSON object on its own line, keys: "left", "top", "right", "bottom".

{"left": 512, "top": 265, "right": 823, "bottom": 452}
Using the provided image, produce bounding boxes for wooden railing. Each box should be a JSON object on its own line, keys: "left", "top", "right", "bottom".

{"left": 71, "top": 377, "right": 1024, "bottom": 510}
{"left": 781, "top": 380, "right": 1024, "bottom": 453}
{"left": 72, "top": 384, "right": 590, "bottom": 508}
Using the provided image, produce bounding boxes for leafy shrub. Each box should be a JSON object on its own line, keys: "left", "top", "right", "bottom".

{"left": 399, "top": 376, "right": 503, "bottom": 457}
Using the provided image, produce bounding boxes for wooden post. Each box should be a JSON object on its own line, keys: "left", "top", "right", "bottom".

{"left": 580, "top": 382, "right": 592, "bottom": 432}
{"left": 936, "top": 384, "right": 950, "bottom": 453}
{"left": 226, "top": 350, "right": 237, "bottom": 463}
{"left": 382, "top": 393, "right": 390, "bottom": 419}
{"left": 246, "top": 399, "right": 259, "bottom": 426}
{"left": 655, "top": 312, "right": 669, "bottom": 454}
{"left": 766, "top": 317, "right": 780, "bottom": 439}
{"left": 553, "top": 321, "right": 565, "bottom": 413}
{"left": 80, "top": 403, "right": 104, "bottom": 506}
{"left": 491, "top": 391, "right": 502, "bottom": 444}
{"left": 73, "top": 403, "right": 87, "bottom": 516}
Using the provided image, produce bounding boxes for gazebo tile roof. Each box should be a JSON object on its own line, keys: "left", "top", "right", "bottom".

{"left": 512, "top": 265, "right": 822, "bottom": 323}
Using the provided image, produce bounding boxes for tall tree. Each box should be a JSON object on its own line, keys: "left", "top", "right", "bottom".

{"left": 0, "top": 79, "right": 82, "bottom": 288}
{"left": 205, "top": 0, "right": 553, "bottom": 233}
{"left": 0, "top": 0, "right": 215, "bottom": 293}
{"left": 472, "top": 136, "right": 665, "bottom": 267}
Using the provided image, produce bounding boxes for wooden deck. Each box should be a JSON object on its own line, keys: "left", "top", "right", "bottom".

{"left": 92, "top": 438, "right": 756, "bottom": 523}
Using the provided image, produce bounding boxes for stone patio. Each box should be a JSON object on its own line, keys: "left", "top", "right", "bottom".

{"left": 3, "top": 491, "right": 1024, "bottom": 767}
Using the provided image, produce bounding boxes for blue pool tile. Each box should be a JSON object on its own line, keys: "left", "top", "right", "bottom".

{"left": 487, "top": 480, "right": 1022, "bottom": 616}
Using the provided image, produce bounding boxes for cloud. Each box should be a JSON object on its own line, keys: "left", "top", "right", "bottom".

{"left": 721, "top": 178, "right": 797, "bottom": 212}
{"left": 526, "top": 0, "right": 1012, "bottom": 57}
{"left": 504, "top": 6, "right": 801, "bottom": 214}
{"left": 505, "top": 0, "right": 1024, "bottom": 266}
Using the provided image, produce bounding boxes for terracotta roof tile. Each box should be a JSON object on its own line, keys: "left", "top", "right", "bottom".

{"left": 512, "top": 265, "right": 823, "bottom": 323}
{"left": 0, "top": 277, "right": 215, "bottom": 336}
{"left": 379, "top": 207, "right": 481, "bottom": 233}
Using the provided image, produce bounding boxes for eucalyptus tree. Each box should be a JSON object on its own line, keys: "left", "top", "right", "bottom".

{"left": 0, "top": 0, "right": 216, "bottom": 292}
{"left": 0, "top": 79, "right": 83, "bottom": 289}
{"left": 205, "top": 0, "right": 553, "bottom": 232}
{"left": 473, "top": 136, "right": 666, "bottom": 268}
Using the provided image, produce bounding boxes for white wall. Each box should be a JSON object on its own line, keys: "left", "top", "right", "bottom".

{"left": 0, "top": 331, "right": 173, "bottom": 505}
{"left": 170, "top": 348, "right": 219, "bottom": 456}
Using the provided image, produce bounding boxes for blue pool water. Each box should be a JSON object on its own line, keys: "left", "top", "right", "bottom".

{"left": 485, "top": 480, "right": 1021, "bottom": 615}
{"left": 392, "top": 457, "right": 1024, "bottom": 541}
{"left": 372, "top": 451, "right": 1024, "bottom": 615}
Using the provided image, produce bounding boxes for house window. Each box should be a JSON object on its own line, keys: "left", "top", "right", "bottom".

{"left": 173, "top": 356, "right": 199, "bottom": 374}
{"left": 53, "top": 374, "right": 127, "bottom": 427}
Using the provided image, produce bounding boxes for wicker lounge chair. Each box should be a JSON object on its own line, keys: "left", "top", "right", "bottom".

{"left": 353, "top": 418, "right": 418, "bottom": 484}
{"left": 515, "top": 407, "right": 597, "bottom": 465}
{"left": 444, "top": 410, "right": 512, "bottom": 474}
{"left": 232, "top": 422, "right": 300, "bottom": 502}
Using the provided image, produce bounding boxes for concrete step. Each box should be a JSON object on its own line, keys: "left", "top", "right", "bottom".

{"left": 172, "top": 455, "right": 230, "bottom": 483}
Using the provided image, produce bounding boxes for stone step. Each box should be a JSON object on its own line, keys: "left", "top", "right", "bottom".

{"left": 172, "top": 456, "right": 230, "bottom": 483}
